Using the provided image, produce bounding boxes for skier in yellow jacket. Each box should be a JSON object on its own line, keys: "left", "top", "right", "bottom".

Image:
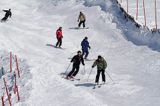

{"left": 77, "top": 11, "right": 86, "bottom": 28}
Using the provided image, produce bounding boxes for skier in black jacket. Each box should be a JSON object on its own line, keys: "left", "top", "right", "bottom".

{"left": 1, "top": 9, "right": 12, "bottom": 22}
{"left": 66, "top": 51, "right": 85, "bottom": 79}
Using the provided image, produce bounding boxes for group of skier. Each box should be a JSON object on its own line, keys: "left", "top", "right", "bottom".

{"left": 1, "top": 9, "right": 108, "bottom": 85}
{"left": 55, "top": 11, "right": 108, "bottom": 85}
{"left": 66, "top": 50, "right": 107, "bottom": 85}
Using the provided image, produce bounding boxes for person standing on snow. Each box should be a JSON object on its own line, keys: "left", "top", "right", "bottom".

{"left": 1, "top": 9, "right": 12, "bottom": 22}
{"left": 77, "top": 11, "right": 86, "bottom": 28}
{"left": 56, "top": 27, "right": 63, "bottom": 48}
{"left": 81, "top": 37, "right": 91, "bottom": 59}
{"left": 92, "top": 55, "right": 107, "bottom": 84}
{"left": 66, "top": 51, "right": 85, "bottom": 79}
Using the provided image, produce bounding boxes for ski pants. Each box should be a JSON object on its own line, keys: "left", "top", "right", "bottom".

{"left": 1, "top": 16, "right": 8, "bottom": 22}
{"left": 56, "top": 38, "right": 62, "bottom": 47}
{"left": 82, "top": 50, "right": 89, "bottom": 59}
{"left": 95, "top": 69, "right": 106, "bottom": 83}
{"left": 67, "top": 65, "right": 80, "bottom": 77}
{"left": 78, "top": 20, "right": 85, "bottom": 28}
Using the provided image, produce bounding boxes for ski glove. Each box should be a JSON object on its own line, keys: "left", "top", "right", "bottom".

{"left": 92, "top": 66, "right": 94, "bottom": 68}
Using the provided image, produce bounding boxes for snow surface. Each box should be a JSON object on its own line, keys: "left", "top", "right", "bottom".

{"left": 0, "top": 0, "right": 160, "bottom": 106}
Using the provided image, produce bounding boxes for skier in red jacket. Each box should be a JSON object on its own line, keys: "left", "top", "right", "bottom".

{"left": 56, "top": 27, "right": 63, "bottom": 48}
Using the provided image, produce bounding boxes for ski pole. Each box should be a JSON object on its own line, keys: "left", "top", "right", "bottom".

{"left": 87, "top": 68, "right": 93, "bottom": 82}
{"left": 83, "top": 66, "right": 86, "bottom": 75}
{"left": 106, "top": 71, "right": 115, "bottom": 84}
{"left": 63, "top": 62, "right": 71, "bottom": 77}
{"left": 78, "top": 65, "right": 86, "bottom": 81}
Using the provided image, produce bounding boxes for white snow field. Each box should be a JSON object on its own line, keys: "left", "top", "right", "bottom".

{"left": 0, "top": 0, "right": 160, "bottom": 106}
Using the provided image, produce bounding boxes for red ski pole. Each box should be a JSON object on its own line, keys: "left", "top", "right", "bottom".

{"left": 3, "top": 78, "right": 12, "bottom": 106}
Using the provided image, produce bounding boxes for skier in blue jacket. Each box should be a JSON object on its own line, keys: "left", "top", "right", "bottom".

{"left": 81, "top": 37, "right": 91, "bottom": 59}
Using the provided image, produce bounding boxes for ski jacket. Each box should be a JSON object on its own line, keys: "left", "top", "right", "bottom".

{"left": 56, "top": 29, "right": 63, "bottom": 39}
{"left": 81, "top": 39, "right": 90, "bottom": 52}
{"left": 92, "top": 57, "right": 107, "bottom": 70}
{"left": 78, "top": 13, "right": 86, "bottom": 22}
{"left": 71, "top": 55, "right": 85, "bottom": 66}
{"left": 3, "top": 10, "right": 12, "bottom": 18}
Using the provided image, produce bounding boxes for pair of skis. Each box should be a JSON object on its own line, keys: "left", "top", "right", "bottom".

{"left": 93, "top": 83, "right": 106, "bottom": 89}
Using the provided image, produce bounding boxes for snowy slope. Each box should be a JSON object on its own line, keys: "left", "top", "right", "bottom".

{"left": 0, "top": 0, "right": 160, "bottom": 106}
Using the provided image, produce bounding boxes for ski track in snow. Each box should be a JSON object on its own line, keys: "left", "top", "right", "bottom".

{"left": 0, "top": 0, "right": 160, "bottom": 106}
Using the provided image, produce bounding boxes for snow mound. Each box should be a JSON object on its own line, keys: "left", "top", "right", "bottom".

{"left": 0, "top": 51, "right": 31, "bottom": 106}
{"left": 84, "top": 0, "right": 160, "bottom": 51}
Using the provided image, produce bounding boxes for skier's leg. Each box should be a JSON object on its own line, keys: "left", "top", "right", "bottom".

{"left": 83, "top": 21, "right": 85, "bottom": 28}
{"left": 67, "top": 66, "right": 76, "bottom": 77}
{"left": 59, "top": 38, "right": 62, "bottom": 47}
{"left": 72, "top": 66, "right": 79, "bottom": 77}
{"left": 56, "top": 38, "right": 59, "bottom": 47}
{"left": 85, "top": 51, "right": 89, "bottom": 59}
{"left": 82, "top": 50, "right": 85, "bottom": 58}
{"left": 102, "top": 70, "right": 106, "bottom": 82}
{"left": 78, "top": 21, "right": 82, "bottom": 27}
{"left": 1, "top": 17, "right": 7, "bottom": 22}
{"left": 95, "top": 70, "right": 101, "bottom": 83}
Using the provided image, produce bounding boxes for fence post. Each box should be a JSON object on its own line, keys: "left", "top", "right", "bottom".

{"left": 127, "top": 0, "right": 128, "bottom": 13}
{"left": 15, "top": 55, "right": 20, "bottom": 78}
{"left": 16, "top": 85, "right": 20, "bottom": 101}
{"left": 154, "top": 0, "right": 157, "bottom": 30}
{"left": 3, "top": 78, "right": 12, "bottom": 106}
{"left": 142, "top": 0, "right": 147, "bottom": 26}
{"left": 136, "top": 0, "right": 139, "bottom": 20}
{"left": 10, "top": 52, "right": 12, "bottom": 73}
{"left": 1, "top": 94, "right": 5, "bottom": 106}
{"left": 14, "top": 72, "right": 17, "bottom": 94}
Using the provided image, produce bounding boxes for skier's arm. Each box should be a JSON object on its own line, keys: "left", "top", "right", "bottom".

{"left": 71, "top": 56, "right": 75, "bottom": 62}
{"left": 56, "top": 30, "right": 59, "bottom": 38}
{"left": 81, "top": 41, "right": 83, "bottom": 47}
{"left": 3, "top": 10, "right": 8, "bottom": 12}
{"left": 87, "top": 41, "right": 91, "bottom": 49}
{"left": 83, "top": 15, "right": 86, "bottom": 21}
{"left": 104, "top": 59, "right": 107, "bottom": 69}
{"left": 77, "top": 15, "right": 80, "bottom": 22}
{"left": 10, "top": 12, "right": 12, "bottom": 18}
{"left": 92, "top": 60, "right": 97, "bottom": 68}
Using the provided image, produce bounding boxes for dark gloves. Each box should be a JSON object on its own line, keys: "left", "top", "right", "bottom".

{"left": 92, "top": 65, "right": 94, "bottom": 68}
